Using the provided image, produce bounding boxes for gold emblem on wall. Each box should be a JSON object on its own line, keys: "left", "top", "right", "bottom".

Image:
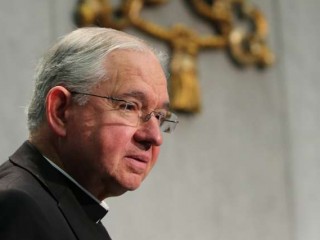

{"left": 74, "top": 0, "right": 274, "bottom": 113}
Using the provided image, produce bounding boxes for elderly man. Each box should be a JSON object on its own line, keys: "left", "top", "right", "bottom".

{"left": 0, "top": 27, "right": 178, "bottom": 239}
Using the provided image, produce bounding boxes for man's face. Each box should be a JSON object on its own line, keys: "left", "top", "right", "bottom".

{"left": 62, "top": 50, "right": 169, "bottom": 199}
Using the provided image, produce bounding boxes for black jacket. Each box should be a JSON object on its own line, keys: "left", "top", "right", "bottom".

{"left": 0, "top": 141, "right": 111, "bottom": 240}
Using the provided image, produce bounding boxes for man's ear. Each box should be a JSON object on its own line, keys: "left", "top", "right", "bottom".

{"left": 45, "top": 86, "right": 72, "bottom": 137}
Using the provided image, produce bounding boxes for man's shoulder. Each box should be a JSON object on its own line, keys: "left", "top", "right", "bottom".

{"left": 0, "top": 160, "right": 73, "bottom": 238}
{"left": 0, "top": 141, "right": 52, "bottom": 194}
{"left": 0, "top": 180, "right": 75, "bottom": 240}
{"left": 0, "top": 157, "right": 55, "bottom": 210}
{"left": 0, "top": 159, "right": 40, "bottom": 191}
{"left": 0, "top": 187, "right": 41, "bottom": 210}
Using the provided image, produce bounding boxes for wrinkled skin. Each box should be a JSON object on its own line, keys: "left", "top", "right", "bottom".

{"left": 57, "top": 50, "right": 169, "bottom": 200}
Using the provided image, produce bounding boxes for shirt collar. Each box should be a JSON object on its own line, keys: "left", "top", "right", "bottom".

{"left": 43, "top": 155, "right": 109, "bottom": 222}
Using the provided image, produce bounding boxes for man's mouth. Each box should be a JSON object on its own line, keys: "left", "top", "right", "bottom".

{"left": 125, "top": 154, "right": 150, "bottom": 173}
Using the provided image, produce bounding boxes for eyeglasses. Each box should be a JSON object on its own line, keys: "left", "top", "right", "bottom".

{"left": 70, "top": 91, "right": 179, "bottom": 133}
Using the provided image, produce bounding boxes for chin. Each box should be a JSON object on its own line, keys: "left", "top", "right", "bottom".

{"left": 122, "top": 175, "right": 144, "bottom": 191}
{"left": 124, "top": 181, "right": 142, "bottom": 191}
{"left": 106, "top": 168, "right": 149, "bottom": 195}
{"left": 109, "top": 182, "right": 141, "bottom": 198}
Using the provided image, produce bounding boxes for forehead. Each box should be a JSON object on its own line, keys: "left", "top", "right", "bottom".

{"left": 100, "top": 49, "right": 169, "bottom": 107}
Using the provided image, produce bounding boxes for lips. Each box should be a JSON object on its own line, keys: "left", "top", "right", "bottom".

{"left": 125, "top": 154, "right": 150, "bottom": 173}
{"left": 128, "top": 154, "right": 149, "bottom": 163}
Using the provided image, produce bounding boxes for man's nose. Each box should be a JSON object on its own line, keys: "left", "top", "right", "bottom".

{"left": 134, "top": 116, "right": 163, "bottom": 147}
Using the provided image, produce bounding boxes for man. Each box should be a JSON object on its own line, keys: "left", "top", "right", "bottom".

{"left": 0, "top": 27, "right": 178, "bottom": 239}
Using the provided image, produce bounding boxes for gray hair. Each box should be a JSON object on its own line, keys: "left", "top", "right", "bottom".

{"left": 27, "top": 27, "right": 167, "bottom": 133}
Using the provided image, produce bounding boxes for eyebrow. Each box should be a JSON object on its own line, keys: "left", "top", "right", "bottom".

{"left": 118, "top": 91, "right": 170, "bottom": 110}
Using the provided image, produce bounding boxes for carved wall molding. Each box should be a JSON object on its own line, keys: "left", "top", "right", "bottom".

{"left": 74, "top": 0, "right": 274, "bottom": 113}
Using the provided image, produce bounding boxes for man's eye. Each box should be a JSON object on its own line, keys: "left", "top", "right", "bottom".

{"left": 118, "top": 101, "right": 138, "bottom": 111}
{"left": 155, "top": 111, "right": 166, "bottom": 121}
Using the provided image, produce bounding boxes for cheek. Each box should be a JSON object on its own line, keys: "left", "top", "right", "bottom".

{"left": 152, "top": 147, "right": 160, "bottom": 161}
{"left": 149, "top": 146, "right": 161, "bottom": 170}
{"left": 140, "top": 146, "right": 160, "bottom": 182}
{"left": 97, "top": 126, "right": 134, "bottom": 164}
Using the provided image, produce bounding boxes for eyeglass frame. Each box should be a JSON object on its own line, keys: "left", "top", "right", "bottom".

{"left": 69, "top": 91, "right": 179, "bottom": 133}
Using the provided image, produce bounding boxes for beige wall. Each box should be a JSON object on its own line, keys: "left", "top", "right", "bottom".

{"left": 0, "top": 1, "right": 319, "bottom": 240}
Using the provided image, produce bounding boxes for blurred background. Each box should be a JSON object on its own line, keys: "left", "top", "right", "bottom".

{"left": 0, "top": 1, "right": 319, "bottom": 240}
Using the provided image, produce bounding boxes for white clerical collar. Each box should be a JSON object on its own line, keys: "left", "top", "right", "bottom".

{"left": 42, "top": 155, "right": 109, "bottom": 212}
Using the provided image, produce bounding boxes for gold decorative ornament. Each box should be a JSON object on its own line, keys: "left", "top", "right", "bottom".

{"left": 74, "top": 0, "right": 275, "bottom": 113}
